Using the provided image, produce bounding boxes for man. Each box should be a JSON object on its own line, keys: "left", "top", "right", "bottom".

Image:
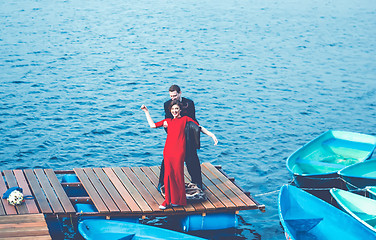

{"left": 158, "top": 85, "right": 203, "bottom": 190}
{"left": 163, "top": 85, "right": 197, "bottom": 123}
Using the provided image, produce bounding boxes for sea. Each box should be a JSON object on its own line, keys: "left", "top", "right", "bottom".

{"left": 1, "top": 0, "right": 375, "bottom": 239}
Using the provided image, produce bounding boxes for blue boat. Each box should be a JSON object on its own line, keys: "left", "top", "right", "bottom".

{"left": 367, "top": 186, "right": 376, "bottom": 200}
{"left": 286, "top": 130, "right": 376, "bottom": 188}
{"left": 338, "top": 159, "right": 376, "bottom": 190}
{"left": 78, "top": 219, "right": 206, "bottom": 240}
{"left": 278, "top": 185, "right": 376, "bottom": 240}
{"left": 330, "top": 188, "right": 376, "bottom": 233}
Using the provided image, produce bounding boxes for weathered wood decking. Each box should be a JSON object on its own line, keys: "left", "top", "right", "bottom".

{"left": 0, "top": 214, "right": 51, "bottom": 239}
{"left": 0, "top": 162, "right": 264, "bottom": 219}
{"left": 0, "top": 169, "right": 75, "bottom": 216}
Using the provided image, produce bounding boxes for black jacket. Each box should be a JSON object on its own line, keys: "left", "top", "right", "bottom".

{"left": 185, "top": 121, "right": 200, "bottom": 150}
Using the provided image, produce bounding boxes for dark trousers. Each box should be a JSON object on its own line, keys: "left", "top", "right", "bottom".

{"left": 158, "top": 149, "right": 202, "bottom": 189}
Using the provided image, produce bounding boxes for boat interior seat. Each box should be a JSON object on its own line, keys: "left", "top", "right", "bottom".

{"left": 296, "top": 158, "right": 347, "bottom": 169}
{"left": 322, "top": 138, "right": 374, "bottom": 152}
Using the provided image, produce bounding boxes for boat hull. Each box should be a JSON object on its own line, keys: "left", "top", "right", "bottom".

{"left": 286, "top": 130, "right": 376, "bottom": 188}
{"left": 338, "top": 159, "right": 376, "bottom": 189}
{"left": 278, "top": 185, "right": 376, "bottom": 240}
{"left": 78, "top": 219, "right": 206, "bottom": 240}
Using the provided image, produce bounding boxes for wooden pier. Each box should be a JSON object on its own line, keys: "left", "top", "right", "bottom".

{"left": 0, "top": 162, "right": 264, "bottom": 219}
{"left": 0, "top": 214, "right": 51, "bottom": 239}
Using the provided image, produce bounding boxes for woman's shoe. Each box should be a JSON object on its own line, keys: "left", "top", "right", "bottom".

{"left": 159, "top": 202, "right": 168, "bottom": 210}
{"left": 171, "top": 204, "right": 180, "bottom": 207}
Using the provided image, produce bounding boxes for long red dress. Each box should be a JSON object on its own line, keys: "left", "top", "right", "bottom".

{"left": 155, "top": 116, "right": 198, "bottom": 206}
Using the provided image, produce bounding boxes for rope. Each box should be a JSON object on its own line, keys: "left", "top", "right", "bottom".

{"left": 293, "top": 175, "right": 341, "bottom": 181}
{"left": 254, "top": 189, "right": 279, "bottom": 197}
{"left": 254, "top": 178, "right": 295, "bottom": 197}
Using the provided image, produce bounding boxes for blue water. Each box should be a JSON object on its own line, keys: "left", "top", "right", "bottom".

{"left": 1, "top": 0, "right": 376, "bottom": 239}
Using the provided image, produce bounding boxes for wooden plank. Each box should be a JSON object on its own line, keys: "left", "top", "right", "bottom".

{"left": 24, "top": 170, "right": 53, "bottom": 214}
{"left": 74, "top": 168, "right": 108, "bottom": 213}
{"left": 93, "top": 168, "right": 130, "bottom": 212}
{"left": 121, "top": 167, "right": 160, "bottom": 212}
{"left": 3, "top": 170, "right": 29, "bottom": 214}
{"left": 143, "top": 166, "right": 195, "bottom": 212}
{"left": 200, "top": 171, "right": 229, "bottom": 209}
{"left": 0, "top": 197, "right": 5, "bottom": 216}
{"left": 13, "top": 170, "right": 39, "bottom": 214}
{"left": 44, "top": 169, "right": 75, "bottom": 213}
{"left": 180, "top": 166, "right": 216, "bottom": 211}
{"left": 203, "top": 163, "right": 257, "bottom": 207}
{"left": 3, "top": 236, "right": 51, "bottom": 240}
{"left": 201, "top": 166, "right": 246, "bottom": 207}
{"left": 181, "top": 166, "right": 225, "bottom": 210}
{"left": 0, "top": 173, "right": 16, "bottom": 215}
{"left": 112, "top": 167, "right": 152, "bottom": 213}
{"left": 34, "top": 169, "right": 64, "bottom": 213}
{"left": 84, "top": 168, "right": 119, "bottom": 213}
{"left": 181, "top": 172, "right": 209, "bottom": 212}
{"left": 0, "top": 214, "right": 50, "bottom": 239}
{"left": 0, "top": 222, "right": 50, "bottom": 238}
{"left": 0, "top": 214, "right": 46, "bottom": 224}
{"left": 131, "top": 168, "right": 174, "bottom": 213}
{"left": 103, "top": 168, "right": 142, "bottom": 213}
{"left": 151, "top": 165, "right": 209, "bottom": 212}
{"left": 0, "top": 221, "right": 48, "bottom": 229}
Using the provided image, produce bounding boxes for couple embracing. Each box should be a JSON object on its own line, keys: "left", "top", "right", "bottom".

{"left": 141, "top": 85, "right": 218, "bottom": 210}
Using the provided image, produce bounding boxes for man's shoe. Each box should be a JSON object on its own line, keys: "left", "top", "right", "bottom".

{"left": 157, "top": 183, "right": 163, "bottom": 193}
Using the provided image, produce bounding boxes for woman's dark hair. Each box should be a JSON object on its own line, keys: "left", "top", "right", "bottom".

{"left": 169, "top": 100, "right": 182, "bottom": 111}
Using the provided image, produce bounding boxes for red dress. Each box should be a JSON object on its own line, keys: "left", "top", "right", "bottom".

{"left": 155, "top": 116, "right": 198, "bottom": 206}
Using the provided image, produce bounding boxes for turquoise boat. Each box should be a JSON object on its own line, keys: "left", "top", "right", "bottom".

{"left": 367, "top": 186, "right": 376, "bottom": 200}
{"left": 78, "top": 219, "right": 206, "bottom": 240}
{"left": 286, "top": 130, "right": 376, "bottom": 188}
{"left": 330, "top": 188, "right": 376, "bottom": 233}
{"left": 278, "top": 185, "right": 376, "bottom": 240}
{"left": 338, "top": 159, "right": 376, "bottom": 190}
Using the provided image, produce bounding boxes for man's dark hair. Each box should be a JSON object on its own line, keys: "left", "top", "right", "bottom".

{"left": 169, "top": 99, "right": 183, "bottom": 111}
{"left": 169, "top": 84, "right": 181, "bottom": 93}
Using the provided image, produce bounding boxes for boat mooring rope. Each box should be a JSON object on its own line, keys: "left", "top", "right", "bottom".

{"left": 254, "top": 189, "right": 280, "bottom": 197}
{"left": 254, "top": 177, "right": 371, "bottom": 197}
{"left": 254, "top": 179, "right": 295, "bottom": 197}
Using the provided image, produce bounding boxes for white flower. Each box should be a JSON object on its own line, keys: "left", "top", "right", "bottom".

{"left": 7, "top": 190, "right": 24, "bottom": 206}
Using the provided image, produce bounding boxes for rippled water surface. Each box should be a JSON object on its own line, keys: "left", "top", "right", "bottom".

{"left": 1, "top": 0, "right": 376, "bottom": 239}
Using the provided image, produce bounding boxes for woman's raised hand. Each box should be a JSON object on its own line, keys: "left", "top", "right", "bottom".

{"left": 140, "top": 104, "right": 148, "bottom": 111}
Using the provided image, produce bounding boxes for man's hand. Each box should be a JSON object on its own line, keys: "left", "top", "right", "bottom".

{"left": 163, "top": 120, "right": 168, "bottom": 128}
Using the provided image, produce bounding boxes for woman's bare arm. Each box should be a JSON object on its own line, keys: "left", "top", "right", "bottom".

{"left": 200, "top": 126, "right": 218, "bottom": 145}
{"left": 141, "top": 105, "right": 156, "bottom": 128}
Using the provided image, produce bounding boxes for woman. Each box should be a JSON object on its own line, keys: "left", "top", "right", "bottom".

{"left": 141, "top": 100, "right": 218, "bottom": 209}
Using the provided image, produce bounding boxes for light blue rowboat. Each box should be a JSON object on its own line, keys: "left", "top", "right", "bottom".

{"left": 78, "top": 219, "right": 206, "bottom": 240}
{"left": 367, "top": 186, "right": 376, "bottom": 200}
{"left": 286, "top": 130, "right": 376, "bottom": 188}
{"left": 278, "top": 185, "right": 376, "bottom": 240}
{"left": 330, "top": 188, "right": 376, "bottom": 233}
{"left": 338, "top": 159, "right": 376, "bottom": 190}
